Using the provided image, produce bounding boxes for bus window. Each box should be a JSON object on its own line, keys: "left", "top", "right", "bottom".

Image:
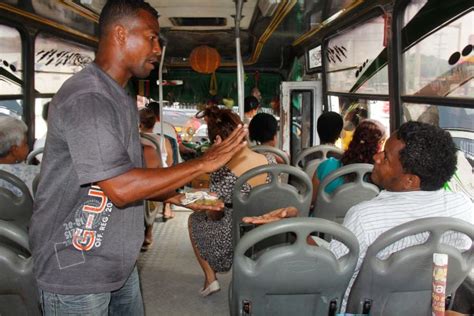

{"left": 329, "top": 96, "right": 390, "bottom": 134}
{"left": 326, "top": 15, "right": 388, "bottom": 95}
{"left": 34, "top": 33, "right": 94, "bottom": 139}
{"left": 34, "top": 98, "right": 51, "bottom": 145}
{"left": 402, "top": 6, "right": 473, "bottom": 98}
{"left": 402, "top": 103, "right": 473, "bottom": 164}
{"left": 34, "top": 33, "right": 95, "bottom": 94}
{"left": 0, "top": 24, "right": 22, "bottom": 118}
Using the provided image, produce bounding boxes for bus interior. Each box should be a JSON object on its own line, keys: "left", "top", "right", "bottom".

{"left": 0, "top": 0, "right": 472, "bottom": 315}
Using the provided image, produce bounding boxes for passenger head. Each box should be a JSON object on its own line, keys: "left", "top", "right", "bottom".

{"left": 244, "top": 96, "right": 260, "bottom": 118}
{"left": 317, "top": 112, "right": 343, "bottom": 144}
{"left": 0, "top": 116, "right": 29, "bottom": 162}
{"left": 249, "top": 113, "right": 278, "bottom": 146}
{"left": 98, "top": 0, "right": 161, "bottom": 79}
{"left": 198, "top": 106, "right": 242, "bottom": 144}
{"left": 251, "top": 87, "right": 262, "bottom": 102}
{"left": 371, "top": 121, "right": 457, "bottom": 191}
{"left": 139, "top": 107, "right": 156, "bottom": 131}
{"left": 146, "top": 101, "right": 161, "bottom": 120}
{"left": 341, "top": 119, "right": 386, "bottom": 166}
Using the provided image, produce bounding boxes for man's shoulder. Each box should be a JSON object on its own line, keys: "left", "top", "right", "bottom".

{"left": 53, "top": 64, "right": 115, "bottom": 107}
{"left": 343, "top": 191, "right": 397, "bottom": 223}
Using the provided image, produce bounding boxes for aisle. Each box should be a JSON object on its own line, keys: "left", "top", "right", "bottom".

{"left": 138, "top": 209, "right": 231, "bottom": 316}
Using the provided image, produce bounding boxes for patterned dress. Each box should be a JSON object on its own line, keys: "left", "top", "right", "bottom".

{"left": 189, "top": 154, "right": 276, "bottom": 272}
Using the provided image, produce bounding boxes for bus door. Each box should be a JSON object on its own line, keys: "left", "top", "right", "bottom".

{"left": 280, "top": 81, "right": 322, "bottom": 164}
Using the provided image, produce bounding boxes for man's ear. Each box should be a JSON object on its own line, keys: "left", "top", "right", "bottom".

{"left": 10, "top": 144, "right": 22, "bottom": 161}
{"left": 113, "top": 24, "right": 128, "bottom": 46}
{"left": 405, "top": 174, "right": 421, "bottom": 190}
{"left": 214, "top": 135, "right": 222, "bottom": 144}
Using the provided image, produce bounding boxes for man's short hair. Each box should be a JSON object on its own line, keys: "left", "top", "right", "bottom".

{"left": 99, "top": 0, "right": 159, "bottom": 38}
{"left": 249, "top": 113, "right": 278, "bottom": 144}
{"left": 244, "top": 96, "right": 259, "bottom": 113}
{"left": 396, "top": 121, "right": 457, "bottom": 191}
{"left": 317, "top": 111, "right": 343, "bottom": 144}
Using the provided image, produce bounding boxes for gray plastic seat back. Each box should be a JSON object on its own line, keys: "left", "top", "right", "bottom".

{"left": 140, "top": 133, "right": 162, "bottom": 156}
{"left": 346, "top": 217, "right": 474, "bottom": 316}
{"left": 230, "top": 218, "right": 359, "bottom": 316}
{"left": 251, "top": 145, "right": 290, "bottom": 165}
{"left": 294, "top": 145, "right": 344, "bottom": 179}
{"left": 0, "top": 170, "right": 34, "bottom": 230}
{"left": 314, "top": 163, "right": 379, "bottom": 223}
{"left": 232, "top": 164, "right": 312, "bottom": 247}
{"left": 0, "top": 220, "right": 41, "bottom": 315}
{"left": 26, "top": 147, "right": 44, "bottom": 165}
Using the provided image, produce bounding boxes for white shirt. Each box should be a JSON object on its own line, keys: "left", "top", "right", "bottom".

{"left": 329, "top": 189, "right": 474, "bottom": 311}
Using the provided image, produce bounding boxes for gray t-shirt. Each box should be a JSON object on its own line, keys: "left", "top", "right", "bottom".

{"left": 29, "top": 63, "right": 144, "bottom": 295}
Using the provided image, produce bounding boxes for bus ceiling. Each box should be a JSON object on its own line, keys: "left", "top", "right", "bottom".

{"left": 0, "top": 0, "right": 383, "bottom": 71}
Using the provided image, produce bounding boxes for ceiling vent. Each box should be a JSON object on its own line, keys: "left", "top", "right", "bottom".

{"left": 258, "top": 0, "right": 281, "bottom": 17}
{"left": 169, "top": 17, "right": 227, "bottom": 27}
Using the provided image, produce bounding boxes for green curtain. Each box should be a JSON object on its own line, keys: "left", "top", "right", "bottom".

{"left": 146, "top": 70, "right": 282, "bottom": 107}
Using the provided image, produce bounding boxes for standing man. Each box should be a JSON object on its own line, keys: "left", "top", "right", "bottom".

{"left": 29, "top": 1, "right": 247, "bottom": 315}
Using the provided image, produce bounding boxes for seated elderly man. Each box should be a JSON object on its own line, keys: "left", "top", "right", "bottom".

{"left": 244, "top": 121, "right": 473, "bottom": 311}
{"left": 0, "top": 116, "right": 40, "bottom": 196}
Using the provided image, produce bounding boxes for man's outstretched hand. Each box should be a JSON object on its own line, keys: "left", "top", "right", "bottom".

{"left": 242, "top": 207, "right": 298, "bottom": 224}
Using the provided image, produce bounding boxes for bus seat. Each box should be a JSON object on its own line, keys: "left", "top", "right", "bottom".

{"left": 140, "top": 133, "right": 162, "bottom": 157}
{"left": 313, "top": 163, "right": 379, "bottom": 223}
{"left": 294, "top": 145, "right": 344, "bottom": 179}
{"left": 232, "top": 164, "right": 312, "bottom": 249}
{"left": 229, "top": 218, "right": 359, "bottom": 316}
{"left": 346, "top": 217, "right": 474, "bottom": 316}
{"left": 251, "top": 145, "right": 290, "bottom": 165}
{"left": 26, "top": 147, "right": 44, "bottom": 165}
{"left": 0, "top": 220, "right": 41, "bottom": 316}
{"left": 0, "top": 170, "right": 33, "bottom": 231}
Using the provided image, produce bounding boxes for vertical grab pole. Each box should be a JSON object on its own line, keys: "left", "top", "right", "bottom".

{"left": 235, "top": 0, "right": 245, "bottom": 120}
{"left": 158, "top": 45, "right": 167, "bottom": 153}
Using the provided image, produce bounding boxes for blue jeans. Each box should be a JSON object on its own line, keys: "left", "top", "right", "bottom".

{"left": 40, "top": 266, "right": 144, "bottom": 316}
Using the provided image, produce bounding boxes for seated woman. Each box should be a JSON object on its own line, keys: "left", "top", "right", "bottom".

{"left": 188, "top": 106, "right": 276, "bottom": 297}
{"left": 248, "top": 112, "right": 287, "bottom": 164}
{"left": 312, "top": 119, "right": 386, "bottom": 205}
{"left": 0, "top": 116, "right": 40, "bottom": 197}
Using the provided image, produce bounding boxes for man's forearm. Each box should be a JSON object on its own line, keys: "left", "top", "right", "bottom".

{"left": 98, "top": 159, "right": 204, "bottom": 207}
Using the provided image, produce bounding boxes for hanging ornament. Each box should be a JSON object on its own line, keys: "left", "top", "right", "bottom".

{"left": 189, "top": 45, "right": 221, "bottom": 74}
{"left": 209, "top": 72, "right": 218, "bottom": 96}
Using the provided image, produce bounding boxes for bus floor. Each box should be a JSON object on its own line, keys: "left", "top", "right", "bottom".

{"left": 138, "top": 207, "right": 232, "bottom": 316}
